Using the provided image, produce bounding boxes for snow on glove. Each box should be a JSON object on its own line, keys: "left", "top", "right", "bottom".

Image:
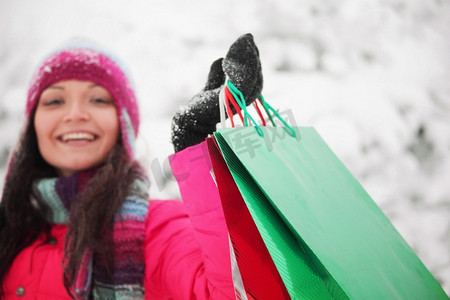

{"left": 171, "top": 33, "right": 263, "bottom": 153}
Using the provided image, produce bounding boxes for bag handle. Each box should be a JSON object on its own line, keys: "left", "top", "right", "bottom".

{"left": 219, "top": 80, "right": 297, "bottom": 138}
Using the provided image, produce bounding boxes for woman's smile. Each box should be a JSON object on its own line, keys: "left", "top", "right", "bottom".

{"left": 58, "top": 131, "right": 97, "bottom": 143}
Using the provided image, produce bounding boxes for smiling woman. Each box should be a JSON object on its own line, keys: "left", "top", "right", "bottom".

{"left": 0, "top": 44, "right": 239, "bottom": 299}
{"left": 34, "top": 80, "right": 119, "bottom": 177}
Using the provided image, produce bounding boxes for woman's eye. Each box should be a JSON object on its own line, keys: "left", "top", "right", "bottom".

{"left": 92, "top": 98, "right": 112, "bottom": 104}
{"left": 44, "top": 99, "right": 64, "bottom": 106}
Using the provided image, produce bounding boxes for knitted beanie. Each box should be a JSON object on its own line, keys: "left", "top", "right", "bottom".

{"left": 26, "top": 46, "right": 139, "bottom": 161}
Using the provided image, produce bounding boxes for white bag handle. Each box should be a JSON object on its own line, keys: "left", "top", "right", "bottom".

{"left": 218, "top": 84, "right": 227, "bottom": 129}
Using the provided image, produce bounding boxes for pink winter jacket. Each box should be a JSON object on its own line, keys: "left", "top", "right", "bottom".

{"left": 2, "top": 199, "right": 235, "bottom": 299}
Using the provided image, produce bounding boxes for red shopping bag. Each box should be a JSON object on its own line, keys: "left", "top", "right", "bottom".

{"left": 206, "top": 137, "right": 290, "bottom": 300}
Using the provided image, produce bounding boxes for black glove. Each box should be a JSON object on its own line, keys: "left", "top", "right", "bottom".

{"left": 171, "top": 33, "right": 263, "bottom": 153}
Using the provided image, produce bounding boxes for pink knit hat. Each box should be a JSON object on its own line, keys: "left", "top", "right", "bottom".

{"left": 27, "top": 47, "right": 139, "bottom": 161}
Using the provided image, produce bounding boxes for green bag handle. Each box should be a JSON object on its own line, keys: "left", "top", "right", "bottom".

{"left": 226, "top": 80, "right": 297, "bottom": 138}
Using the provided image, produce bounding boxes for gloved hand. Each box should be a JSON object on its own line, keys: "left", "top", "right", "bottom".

{"left": 171, "top": 33, "right": 263, "bottom": 153}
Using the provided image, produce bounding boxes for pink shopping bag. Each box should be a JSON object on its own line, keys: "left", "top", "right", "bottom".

{"left": 169, "top": 141, "right": 236, "bottom": 298}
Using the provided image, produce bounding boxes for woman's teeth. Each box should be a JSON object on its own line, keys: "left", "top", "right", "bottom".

{"left": 61, "top": 132, "right": 95, "bottom": 142}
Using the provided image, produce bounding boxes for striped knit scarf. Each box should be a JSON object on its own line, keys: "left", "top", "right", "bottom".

{"left": 32, "top": 170, "right": 149, "bottom": 299}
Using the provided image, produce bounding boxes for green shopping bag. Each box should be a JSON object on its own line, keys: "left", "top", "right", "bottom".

{"left": 213, "top": 126, "right": 448, "bottom": 300}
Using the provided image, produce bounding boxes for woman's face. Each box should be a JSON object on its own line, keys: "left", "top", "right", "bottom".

{"left": 34, "top": 80, "right": 119, "bottom": 177}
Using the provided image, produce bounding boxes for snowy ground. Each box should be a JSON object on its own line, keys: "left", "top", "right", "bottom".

{"left": 0, "top": 0, "right": 449, "bottom": 295}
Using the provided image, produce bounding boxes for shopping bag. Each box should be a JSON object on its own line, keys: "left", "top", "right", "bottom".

{"left": 215, "top": 81, "right": 347, "bottom": 299}
{"left": 169, "top": 141, "right": 236, "bottom": 299}
{"left": 169, "top": 141, "right": 289, "bottom": 299}
{"left": 213, "top": 125, "right": 448, "bottom": 300}
{"left": 206, "top": 136, "right": 291, "bottom": 300}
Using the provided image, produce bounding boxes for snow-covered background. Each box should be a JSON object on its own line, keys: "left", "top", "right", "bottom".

{"left": 0, "top": 0, "right": 449, "bottom": 294}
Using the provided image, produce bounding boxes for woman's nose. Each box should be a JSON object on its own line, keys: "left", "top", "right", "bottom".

{"left": 63, "top": 101, "right": 90, "bottom": 122}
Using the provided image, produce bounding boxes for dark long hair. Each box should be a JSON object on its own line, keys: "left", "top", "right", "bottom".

{"left": 0, "top": 112, "right": 146, "bottom": 298}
